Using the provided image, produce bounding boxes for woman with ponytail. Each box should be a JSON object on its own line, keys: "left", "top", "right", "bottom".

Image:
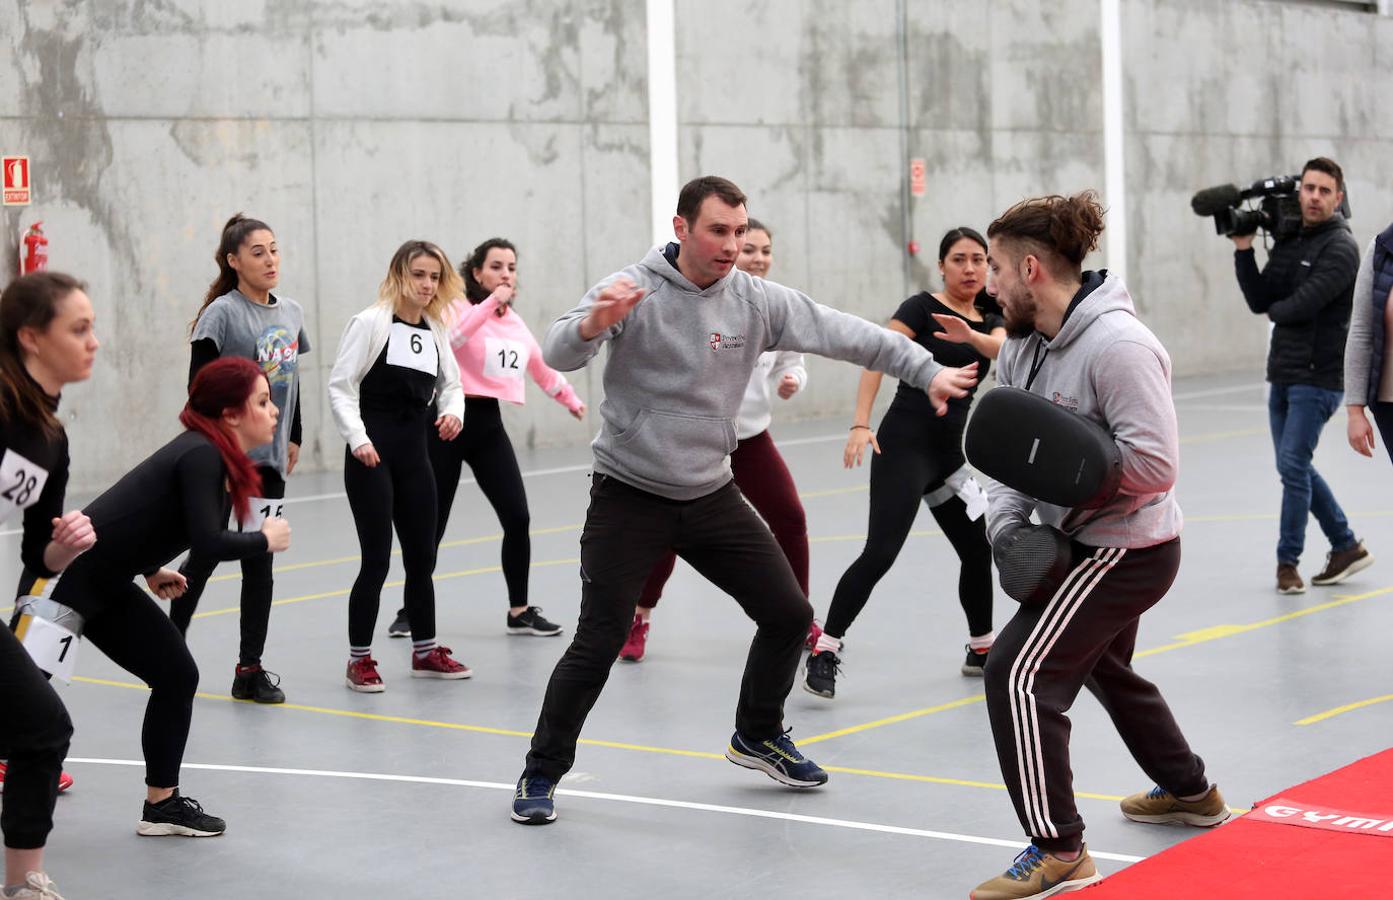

{"left": 328, "top": 240, "right": 467, "bottom": 691}
{"left": 47, "top": 356, "right": 291, "bottom": 839}
{"left": 170, "top": 213, "right": 310, "bottom": 705}
{"left": 0, "top": 272, "right": 98, "bottom": 900}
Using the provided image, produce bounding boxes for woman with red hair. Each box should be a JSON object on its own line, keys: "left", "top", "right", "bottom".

{"left": 47, "top": 356, "right": 291, "bottom": 838}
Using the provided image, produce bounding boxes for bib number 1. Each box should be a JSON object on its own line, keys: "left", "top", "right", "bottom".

{"left": 15, "top": 606, "right": 80, "bottom": 683}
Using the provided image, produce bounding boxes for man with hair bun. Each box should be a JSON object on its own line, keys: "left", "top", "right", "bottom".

{"left": 970, "top": 192, "right": 1227, "bottom": 899}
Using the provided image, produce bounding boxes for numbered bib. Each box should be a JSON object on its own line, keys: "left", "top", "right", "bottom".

{"left": 0, "top": 449, "right": 50, "bottom": 524}
{"left": 15, "top": 600, "right": 81, "bottom": 683}
{"left": 483, "top": 337, "right": 528, "bottom": 381}
{"left": 236, "top": 496, "right": 285, "bottom": 532}
{"left": 386, "top": 322, "right": 439, "bottom": 376}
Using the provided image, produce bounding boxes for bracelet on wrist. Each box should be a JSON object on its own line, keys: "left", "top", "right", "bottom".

{"left": 850, "top": 425, "right": 871, "bottom": 431}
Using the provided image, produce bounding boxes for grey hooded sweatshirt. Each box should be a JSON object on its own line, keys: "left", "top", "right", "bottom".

{"left": 544, "top": 244, "right": 945, "bottom": 500}
{"left": 984, "top": 271, "right": 1183, "bottom": 549}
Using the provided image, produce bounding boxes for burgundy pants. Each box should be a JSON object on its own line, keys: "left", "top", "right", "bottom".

{"left": 637, "top": 429, "right": 809, "bottom": 607}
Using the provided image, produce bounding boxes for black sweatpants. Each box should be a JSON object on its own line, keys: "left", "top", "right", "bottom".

{"left": 415, "top": 396, "right": 530, "bottom": 612}
{"left": 49, "top": 573, "right": 200, "bottom": 788}
{"left": 825, "top": 403, "right": 993, "bottom": 639}
{"left": 0, "top": 626, "right": 72, "bottom": 849}
{"left": 524, "top": 474, "right": 811, "bottom": 780}
{"left": 345, "top": 408, "right": 440, "bottom": 648}
{"left": 983, "top": 538, "right": 1208, "bottom": 853}
{"left": 171, "top": 466, "right": 285, "bottom": 666}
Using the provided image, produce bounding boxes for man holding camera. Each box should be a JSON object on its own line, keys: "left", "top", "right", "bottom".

{"left": 1233, "top": 156, "right": 1371, "bottom": 594}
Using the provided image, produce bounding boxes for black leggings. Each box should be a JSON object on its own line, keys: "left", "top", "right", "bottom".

{"left": 50, "top": 572, "right": 199, "bottom": 788}
{"left": 0, "top": 626, "right": 72, "bottom": 849}
{"left": 345, "top": 408, "right": 440, "bottom": 648}
{"left": 824, "top": 402, "right": 993, "bottom": 639}
{"left": 413, "top": 396, "right": 530, "bottom": 613}
{"left": 171, "top": 466, "right": 285, "bottom": 666}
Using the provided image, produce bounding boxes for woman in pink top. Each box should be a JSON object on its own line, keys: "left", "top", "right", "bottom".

{"left": 387, "top": 238, "right": 585, "bottom": 640}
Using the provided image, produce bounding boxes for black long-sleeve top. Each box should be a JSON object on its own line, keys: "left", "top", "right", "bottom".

{"left": 0, "top": 393, "right": 70, "bottom": 579}
{"left": 55, "top": 431, "right": 268, "bottom": 616}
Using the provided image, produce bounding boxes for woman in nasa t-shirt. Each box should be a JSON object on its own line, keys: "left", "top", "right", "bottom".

{"left": 327, "top": 240, "right": 467, "bottom": 692}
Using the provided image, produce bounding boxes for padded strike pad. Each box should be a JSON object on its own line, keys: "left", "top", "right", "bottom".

{"left": 965, "top": 386, "right": 1122, "bottom": 509}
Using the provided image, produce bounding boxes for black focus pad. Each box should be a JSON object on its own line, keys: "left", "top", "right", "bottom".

{"left": 965, "top": 386, "right": 1122, "bottom": 509}
{"left": 993, "top": 524, "right": 1075, "bottom": 605}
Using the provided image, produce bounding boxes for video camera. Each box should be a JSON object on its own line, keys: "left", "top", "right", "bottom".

{"left": 1191, "top": 173, "right": 1352, "bottom": 241}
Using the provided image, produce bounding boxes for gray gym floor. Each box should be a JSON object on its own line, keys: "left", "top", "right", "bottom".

{"left": 7, "top": 373, "right": 1393, "bottom": 899}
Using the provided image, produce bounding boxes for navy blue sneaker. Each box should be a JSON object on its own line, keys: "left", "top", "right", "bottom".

{"left": 511, "top": 775, "right": 557, "bottom": 825}
{"left": 725, "top": 730, "right": 828, "bottom": 787}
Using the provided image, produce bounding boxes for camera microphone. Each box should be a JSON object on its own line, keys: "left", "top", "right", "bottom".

{"left": 1190, "top": 184, "right": 1243, "bottom": 216}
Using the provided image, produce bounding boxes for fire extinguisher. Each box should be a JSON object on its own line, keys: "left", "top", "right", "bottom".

{"left": 21, "top": 222, "right": 48, "bottom": 277}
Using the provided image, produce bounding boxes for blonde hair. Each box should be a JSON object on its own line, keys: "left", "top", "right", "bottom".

{"left": 377, "top": 240, "right": 462, "bottom": 324}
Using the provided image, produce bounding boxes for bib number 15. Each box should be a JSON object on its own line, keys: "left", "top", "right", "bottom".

{"left": 237, "top": 497, "right": 285, "bottom": 532}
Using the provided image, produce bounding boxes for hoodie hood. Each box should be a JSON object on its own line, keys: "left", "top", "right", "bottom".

{"left": 640, "top": 243, "right": 734, "bottom": 298}
{"left": 1046, "top": 270, "right": 1132, "bottom": 351}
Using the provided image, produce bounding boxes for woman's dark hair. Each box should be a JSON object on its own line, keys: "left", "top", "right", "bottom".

{"left": 938, "top": 227, "right": 987, "bottom": 262}
{"left": 987, "top": 191, "right": 1105, "bottom": 276}
{"left": 460, "top": 238, "right": 517, "bottom": 304}
{"left": 192, "top": 213, "right": 273, "bottom": 333}
{"left": 181, "top": 357, "right": 265, "bottom": 524}
{"left": 0, "top": 271, "right": 86, "bottom": 438}
{"left": 746, "top": 218, "right": 772, "bottom": 239}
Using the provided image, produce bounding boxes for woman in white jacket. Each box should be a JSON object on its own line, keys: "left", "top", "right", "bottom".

{"left": 328, "top": 240, "right": 467, "bottom": 692}
{"left": 617, "top": 220, "right": 816, "bottom": 662}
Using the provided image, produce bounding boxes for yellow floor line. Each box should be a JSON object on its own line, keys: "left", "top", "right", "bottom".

{"left": 1295, "top": 693, "right": 1393, "bottom": 726}
{"left": 800, "top": 694, "right": 986, "bottom": 745}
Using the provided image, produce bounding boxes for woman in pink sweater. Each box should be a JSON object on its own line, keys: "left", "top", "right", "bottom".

{"left": 387, "top": 238, "right": 585, "bottom": 640}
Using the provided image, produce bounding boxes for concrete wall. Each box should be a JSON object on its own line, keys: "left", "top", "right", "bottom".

{"left": 1, "top": 0, "right": 1389, "bottom": 488}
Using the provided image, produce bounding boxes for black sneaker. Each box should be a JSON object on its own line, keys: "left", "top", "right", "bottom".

{"left": 231, "top": 666, "right": 285, "bottom": 704}
{"left": 387, "top": 609, "right": 411, "bottom": 638}
{"left": 803, "top": 650, "right": 841, "bottom": 699}
{"left": 511, "top": 775, "right": 557, "bottom": 825}
{"left": 961, "top": 645, "right": 989, "bottom": 677}
{"left": 137, "top": 791, "right": 226, "bottom": 837}
{"left": 506, "top": 606, "right": 563, "bottom": 637}
{"left": 726, "top": 730, "right": 828, "bottom": 787}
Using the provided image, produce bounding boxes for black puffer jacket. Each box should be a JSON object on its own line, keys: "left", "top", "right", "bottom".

{"left": 1235, "top": 214, "right": 1359, "bottom": 390}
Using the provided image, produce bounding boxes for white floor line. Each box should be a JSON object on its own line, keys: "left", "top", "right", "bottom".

{"left": 64, "top": 757, "right": 1145, "bottom": 863}
{"left": 1171, "top": 381, "right": 1265, "bottom": 401}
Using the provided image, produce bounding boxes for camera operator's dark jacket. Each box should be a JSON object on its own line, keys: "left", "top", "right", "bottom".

{"left": 1235, "top": 213, "right": 1359, "bottom": 390}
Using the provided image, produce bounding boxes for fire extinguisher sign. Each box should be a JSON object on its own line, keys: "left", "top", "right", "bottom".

{"left": 3, "top": 156, "right": 32, "bottom": 206}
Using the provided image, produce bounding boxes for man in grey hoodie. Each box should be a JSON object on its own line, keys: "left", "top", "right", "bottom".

{"left": 970, "top": 193, "right": 1227, "bottom": 900}
{"left": 509, "top": 175, "right": 979, "bottom": 826}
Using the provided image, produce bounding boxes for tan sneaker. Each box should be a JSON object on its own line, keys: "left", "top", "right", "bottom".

{"left": 1311, "top": 540, "right": 1373, "bottom": 586}
{"left": 970, "top": 844, "right": 1101, "bottom": 899}
{"left": 1276, "top": 563, "right": 1305, "bottom": 594}
{"left": 1120, "top": 784, "right": 1231, "bottom": 827}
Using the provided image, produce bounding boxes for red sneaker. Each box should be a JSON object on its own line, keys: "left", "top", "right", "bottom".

{"left": 619, "top": 615, "right": 649, "bottom": 662}
{"left": 0, "top": 761, "right": 74, "bottom": 793}
{"left": 805, "top": 618, "right": 824, "bottom": 652}
{"left": 411, "top": 646, "right": 472, "bottom": 679}
{"left": 346, "top": 657, "right": 385, "bottom": 692}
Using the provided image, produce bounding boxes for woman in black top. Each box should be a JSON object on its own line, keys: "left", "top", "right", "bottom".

{"left": 49, "top": 356, "right": 291, "bottom": 838}
{"left": 806, "top": 228, "right": 1005, "bottom": 699}
{"left": 0, "top": 272, "right": 98, "bottom": 900}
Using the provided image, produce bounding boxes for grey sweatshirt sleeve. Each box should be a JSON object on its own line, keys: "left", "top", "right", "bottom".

{"left": 763, "top": 285, "right": 944, "bottom": 389}
{"left": 1092, "top": 340, "right": 1179, "bottom": 497}
{"left": 542, "top": 275, "right": 630, "bottom": 372}
{"left": 1343, "top": 238, "right": 1378, "bottom": 407}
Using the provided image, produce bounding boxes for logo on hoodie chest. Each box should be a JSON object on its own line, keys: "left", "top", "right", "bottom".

{"left": 1051, "top": 391, "right": 1080, "bottom": 411}
{"left": 709, "top": 332, "right": 747, "bottom": 352}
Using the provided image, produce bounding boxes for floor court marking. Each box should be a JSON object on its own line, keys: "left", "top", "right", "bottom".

{"left": 1295, "top": 693, "right": 1393, "bottom": 726}
{"left": 61, "top": 756, "right": 1146, "bottom": 863}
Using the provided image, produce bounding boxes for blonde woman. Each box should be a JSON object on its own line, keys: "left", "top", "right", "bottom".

{"left": 328, "top": 240, "right": 467, "bottom": 691}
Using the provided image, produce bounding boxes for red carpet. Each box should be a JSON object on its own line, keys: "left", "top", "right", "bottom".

{"left": 1086, "top": 748, "right": 1393, "bottom": 898}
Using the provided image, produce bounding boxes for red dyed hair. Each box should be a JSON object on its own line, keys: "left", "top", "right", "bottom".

{"left": 181, "top": 357, "right": 265, "bottom": 524}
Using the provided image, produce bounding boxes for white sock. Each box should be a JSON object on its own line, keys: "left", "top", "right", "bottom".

{"left": 814, "top": 633, "right": 842, "bottom": 655}
{"left": 1179, "top": 785, "right": 1212, "bottom": 803}
{"left": 349, "top": 646, "right": 371, "bottom": 660}
{"left": 968, "top": 631, "right": 995, "bottom": 652}
{"left": 412, "top": 638, "right": 438, "bottom": 659}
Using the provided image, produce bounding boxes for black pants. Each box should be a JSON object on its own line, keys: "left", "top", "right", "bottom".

{"left": 984, "top": 538, "right": 1207, "bottom": 853}
{"left": 49, "top": 571, "right": 200, "bottom": 788}
{"left": 825, "top": 403, "right": 992, "bottom": 639}
{"left": 0, "top": 626, "right": 71, "bottom": 849}
{"left": 345, "top": 408, "right": 440, "bottom": 648}
{"left": 1371, "top": 401, "right": 1393, "bottom": 466}
{"left": 524, "top": 475, "right": 811, "bottom": 780}
{"left": 171, "top": 466, "right": 285, "bottom": 666}
{"left": 408, "top": 396, "right": 530, "bottom": 617}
